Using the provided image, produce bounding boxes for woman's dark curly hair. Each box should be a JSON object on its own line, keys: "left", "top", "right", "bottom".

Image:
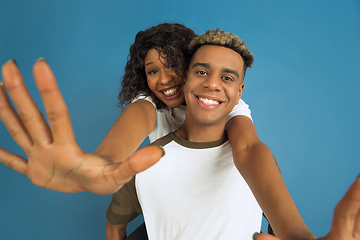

{"left": 118, "top": 23, "right": 197, "bottom": 109}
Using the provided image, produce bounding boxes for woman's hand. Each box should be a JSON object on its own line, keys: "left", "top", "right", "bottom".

{"left": 0, "top": 59, "right": 162, "bottom": 195}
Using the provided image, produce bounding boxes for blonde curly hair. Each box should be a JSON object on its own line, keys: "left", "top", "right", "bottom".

{"left": 188, "top": 29, "right": 254, "bottom": 78}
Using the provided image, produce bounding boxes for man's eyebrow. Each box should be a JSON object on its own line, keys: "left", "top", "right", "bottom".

{"left": 223, "top": 68, "right": 240, "bottom": 79}
{"left": 191, "top": 62, "right": 210, "bottom": 69}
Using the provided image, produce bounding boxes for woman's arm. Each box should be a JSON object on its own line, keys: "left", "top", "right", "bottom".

{"left": 226, "top": 115, "right": 316, "bottom": 239}
{"left": 94, "top": 99, "right": 156, "bottom": 163}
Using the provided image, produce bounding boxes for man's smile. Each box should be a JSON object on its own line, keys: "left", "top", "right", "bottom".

{"left": 197, "top": 96, "right": 221, "bottom": 106}
{"left": 194, "top": 94, "right": 224, "bottom": 107}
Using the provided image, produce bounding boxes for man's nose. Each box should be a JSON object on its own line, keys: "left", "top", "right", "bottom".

{"left": 203, "top": 75, "right": 221, "bottom": 91}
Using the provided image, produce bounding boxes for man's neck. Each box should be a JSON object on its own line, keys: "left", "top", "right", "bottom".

{"left": 175, "top": 118, "right": 227, "bottom": 143}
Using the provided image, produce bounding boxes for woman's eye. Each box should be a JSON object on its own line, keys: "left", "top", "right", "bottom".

{"left": 147, "top": 70, "right": 158, "bottom": 75}
{"left": 197, "top": 70, "right": 207, "bottom": 75}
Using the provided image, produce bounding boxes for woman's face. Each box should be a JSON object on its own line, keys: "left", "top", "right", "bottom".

{"left": 144, "top": 48, "right": 185, "bottom": 108}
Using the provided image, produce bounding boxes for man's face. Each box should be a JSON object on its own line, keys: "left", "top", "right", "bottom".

{"left": 184, "top": 45, "right": 245, "bottom": 126}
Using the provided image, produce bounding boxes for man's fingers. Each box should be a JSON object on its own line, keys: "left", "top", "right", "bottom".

{"left": 1, "top": 60, "right": 52, "bottom": 146}
{"left": 0, "top": 80, "right": 33, "bottom": 150}
{"left": 0, "top": 147, "right": 28, "bottom": 175}
{"left": 331, "top": 175, "right": 360, "bottom": 239}
{"left": 32, "top": 59, "right": 76, "bottom": 144}
{"left": 348, "top": 175, "right": 360, "bottom": 238}
{"left": 112, "top": 145, "right": 164, "bottom": 184}
{"left": 355, "top": 206, "right": 360, "bottom": 239}
{"left": 253, "top": 233, "right": 279, "bottom": 240}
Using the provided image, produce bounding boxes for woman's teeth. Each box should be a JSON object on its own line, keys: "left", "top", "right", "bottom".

{"left": 163, "top": 87, "right": 179, "bottom": 96}
{"left": 198, "top": 97, "right": 220, "bottom": 105}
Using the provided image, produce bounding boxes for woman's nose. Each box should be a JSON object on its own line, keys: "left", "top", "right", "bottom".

{"left": 159, "top": 69, "right": 175, "bottom": 85}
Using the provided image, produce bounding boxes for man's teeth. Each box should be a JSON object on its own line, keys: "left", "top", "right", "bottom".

{"left": 163, "top": 87, "right": 178, "bottom": 96}
{"left": 198, "top": 97, "right": 220, "bottom": 105}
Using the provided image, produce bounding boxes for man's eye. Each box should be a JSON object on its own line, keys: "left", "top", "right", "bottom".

{"left": 147, "top": 70, "right": 158, "bottom": 75}
{"left": 222, "top": 76, "right": 233, "bottom": 81}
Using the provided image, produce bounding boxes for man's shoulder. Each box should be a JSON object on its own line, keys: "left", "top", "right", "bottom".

{"left": 149, "top": 132, "right": 175, "bottom": 148}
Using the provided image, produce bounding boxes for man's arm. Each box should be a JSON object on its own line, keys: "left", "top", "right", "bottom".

{"left": 254, "top": 175, "right": 360, "bottom": 240}
{"left": 226, "top": 116, "right": 316, "bottom": 239}
{"left": 105, "top": 221, "right": 127, "bottom": 240}
{"left": 105, "top": 176, "right": 142, "bottom": 239}
{"left": 0, "top": 59, "right": 160, "bottom": 194}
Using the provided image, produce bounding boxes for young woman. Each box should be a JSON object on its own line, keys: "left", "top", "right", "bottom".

{"left": 96, "top": 23, "right": 256, "bottom": 158}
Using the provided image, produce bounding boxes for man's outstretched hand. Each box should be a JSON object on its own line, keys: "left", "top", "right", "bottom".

{"left": 0, "top": 59, "right": 163, "bottom": 195}
{"left": 254, "top": 175, "right": 360, "bottom": 240}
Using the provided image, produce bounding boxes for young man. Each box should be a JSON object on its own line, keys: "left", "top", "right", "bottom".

{"left": 106, "top": 30, "right": 262, "bottom": 240}
{"left": 105, "top": 30, "right": 360, "bottom": 240}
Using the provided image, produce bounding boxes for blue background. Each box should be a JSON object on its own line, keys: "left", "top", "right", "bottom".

{"left": 0, "top": 0, "right": 359, "bottom": 239}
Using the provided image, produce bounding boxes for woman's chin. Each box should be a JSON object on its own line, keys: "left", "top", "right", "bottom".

{"left": 162, "top": 97, "right": 184, "bottom": 108}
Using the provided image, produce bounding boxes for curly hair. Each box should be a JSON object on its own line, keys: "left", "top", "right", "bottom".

{"left": 188, "top": 29, "right": 254, "bottom": 79}
{"left": 118, "top": 23, "right": 197, "bottom": 109}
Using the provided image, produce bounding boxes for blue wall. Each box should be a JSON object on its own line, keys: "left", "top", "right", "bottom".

{"left": 1, "top": 0, "right": 359, "bottom": 239}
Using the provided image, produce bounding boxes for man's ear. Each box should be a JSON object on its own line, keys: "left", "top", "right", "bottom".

{"left": 236, "top": 83, "right": 245, "bottom": 105}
